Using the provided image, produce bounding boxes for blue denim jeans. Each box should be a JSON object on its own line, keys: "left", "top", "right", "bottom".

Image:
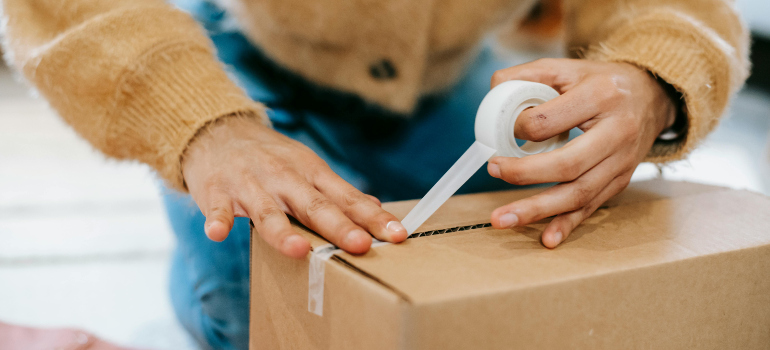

{"left": 163, "top": 2, "right": 518, "bottom": 349}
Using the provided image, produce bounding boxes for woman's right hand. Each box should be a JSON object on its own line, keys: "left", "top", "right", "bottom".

{"left": 181, "top": 116, "right": 408, "bottom": 259}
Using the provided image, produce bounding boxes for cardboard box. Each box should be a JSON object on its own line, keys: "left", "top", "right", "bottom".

{"left": 249, "top": 180, "right": 770, "bottom": 349}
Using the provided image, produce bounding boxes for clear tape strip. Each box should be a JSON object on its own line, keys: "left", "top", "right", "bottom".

{"left": 401, "top": 141, "right": 496, "bottom": 234}
{"left": 307, "top": 81, "right": 565, "bottom": 316}
{"left": 308, "top": 223, "right": 496, "bottom": 316}
{"left": 308, "top": 239, "right": 389, "bottom": 316}
{"left": 308, "top": 244, "right": 338, "bottom": 316}
{"left": 401, "top": 81, "right": 564, "bottom": 235}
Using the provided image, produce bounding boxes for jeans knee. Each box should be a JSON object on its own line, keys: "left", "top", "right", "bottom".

{"left": 198, "top": 281, "right": 250, "bottom": 349}
{"left": 170, "top": 251, "right": 250, "bottom": 350}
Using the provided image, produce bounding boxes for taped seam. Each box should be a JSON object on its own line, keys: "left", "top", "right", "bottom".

{"left": 307, "top": 239, "right": 408, "bottom": 316}
{"left": 307, "top": 223, "right": 497, "bottom": 317}
{"left": 331, "top": 255, "right": 414, "bottom": 303}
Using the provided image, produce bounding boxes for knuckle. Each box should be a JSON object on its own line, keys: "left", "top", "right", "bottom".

{"left": 595, "top": 86, "right": 617, "bottom": 105}
{"left": 314, "top": 160, "right": 333, "bottom": 173}
{"left": 516, "top": 115, "right": 534, "bottom": 139}
{"left": 242, "top": 176, "right": 264, "bottom": 197}
{"left": 201, "top": 177, "right": 224, "bottom": 193}
{"left": 620, "top": 117, "right": 642, "bottom": 139}
{"left": 570, "top": 183, "right": 594, "bottom": 209}
{"left": 207, "top": 205, "right": 232, "bottom": 223}
{"left": 602, "top": 73, "right": 623, "bottom": 87}
{"left": 522, "top": 114, "right": 550, "bottom": 142}
{"left": 262, "top": 157, "right": 289, "bottom": 177}
{"left": 594, "top": 75, "right": 625, "bottom": 102}
{"left": 237, "top": 167, "right": 258, "bottom": 185}
{"left": 251, "top": 195, "right": 274, "bottom": 210}
{"left": 257, "top": 205, "right": 284, "bottom": 224}
{"left": 208, "top": 205, "right": 229, "bottom": 214}
{"left": 491, "top": 70, "right": 507, "bottom": 86}
{"left": 596, "top": 74, "right": 618, "bottom": 88}
{"left": 305, "top": 196, "right": 334, "bottom": 217}
{"left": 250, "top": 196, "right": 281, "bottom": 222}
{"left": 341, "top": 189, "right": 367, "bottom": 208}
{"left": 308, "top": 162, "right": 335, "bottom": 183}
{"left": 580, "top": 202, "right": 598, "bottom": 218}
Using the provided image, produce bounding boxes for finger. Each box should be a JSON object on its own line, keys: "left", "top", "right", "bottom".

{"left": 490, "top": 153, "right": 624, "bottom": 229}
{"left": 491, "top": 58, "right": 581, "bottom": 91}
{"left": 239, "top": 188, "right": 310, "bottom": 259}
{"left": 277, "top": 173, "right": 372, "bottom": 254}
{"left": 488, "top": 117, "right": 624, "bottom": 185}
{"left": 199, "top": 191, "right": 235, "bottom": 242}
{"left": 513, "top": 83, "right": 602, "bottom": 141}
{"left": 541, "top": 172, "right": 633, "bottom": 248}
{"left": 315, "top": 171, "right": 407, "bottom": 243}
{"left": 367, "top": 194, "right": 382, "bottom": 207}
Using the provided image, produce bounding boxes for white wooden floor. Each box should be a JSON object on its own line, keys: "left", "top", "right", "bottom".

{"left": 0, "top": 56, "right": 769, "bottom": 350}
{"left": 0, "top": 66, "right": 197, "bottom": 349}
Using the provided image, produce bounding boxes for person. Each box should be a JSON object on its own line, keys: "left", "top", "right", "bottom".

{"left": 0, "top": 0, "right": 750, "bottom": 349}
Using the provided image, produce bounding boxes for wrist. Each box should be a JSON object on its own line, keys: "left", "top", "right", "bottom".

{"left": 618, "top": 62, "right": 678, "bottom": 137}
{"left": 651, "top": 75, "right": 686, "bottom": 141}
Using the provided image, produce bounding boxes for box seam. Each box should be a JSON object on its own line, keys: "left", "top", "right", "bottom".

{"left": 331, "top": 255, "right": 415, "bottom": 304}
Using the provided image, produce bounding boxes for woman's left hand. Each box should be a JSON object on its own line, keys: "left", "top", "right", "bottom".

{"left": 487, "top": 58, "right": 677, "bottom": 248}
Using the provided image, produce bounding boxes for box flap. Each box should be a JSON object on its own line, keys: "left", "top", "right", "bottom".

{"left": 332, "top": 181, "right": 770, "bottom": 303}
{"left": 381, "top": 179, "right": 729, "bottom": 234}
{"left": 290, "top": 180, "right": 725, "bottom": 248}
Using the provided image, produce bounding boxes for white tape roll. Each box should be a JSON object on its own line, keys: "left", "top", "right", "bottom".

{"left": 401, "top": 80, "right": 569, "bottom": 234}
{"left": 475, "top": 80, "right": 569, "bottom": 157}
{"left": 310, "top": 81, "right": 572, "bottom": 316}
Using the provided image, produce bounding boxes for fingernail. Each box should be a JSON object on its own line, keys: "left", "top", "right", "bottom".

{"left": 489, "top": 163, "right": 501, "bottom": 178}
{"left": 551, "top": 231, "right": 564, "bottom": 247}
{"left": 499, "top": 213, "right": 518, "bottom": 227}
{"left": 344, "top": 229, "right": 368, "bottom": 246}
{"left": 386, "top": 221, "right": 407, "bottom": 240}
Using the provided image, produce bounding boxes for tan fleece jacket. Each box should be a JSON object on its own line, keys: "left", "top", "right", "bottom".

{"left": 0, "top": 0, "right": 750, "bottom": 191}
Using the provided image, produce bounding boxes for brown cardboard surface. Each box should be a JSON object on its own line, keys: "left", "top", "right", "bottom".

{"left": 250, "top": 180, "right": 770, "bottom": 349}
{"left": 251, "top": 224, "right": 405, "bottom": 349}
{"left": 338, "top": 187, "right": 770, "bottom": 303}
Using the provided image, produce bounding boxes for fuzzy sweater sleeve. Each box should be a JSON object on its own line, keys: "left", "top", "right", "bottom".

{"left": 0, "top": 0, "right": 268, "bottom": 191}
{"left": 564, "top": 0, "right": 751, "bottom": 162}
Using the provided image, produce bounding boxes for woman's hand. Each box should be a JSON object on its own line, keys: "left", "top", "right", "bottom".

{"left": 488, "top": 58, "right": 677, "bottom": 248}
{"left": 182, "top": 117, "right": 408, "bottom": 259}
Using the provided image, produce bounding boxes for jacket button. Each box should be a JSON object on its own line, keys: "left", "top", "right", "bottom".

{"left": 369, "top": 59, "right": 398, "bottom": 80}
